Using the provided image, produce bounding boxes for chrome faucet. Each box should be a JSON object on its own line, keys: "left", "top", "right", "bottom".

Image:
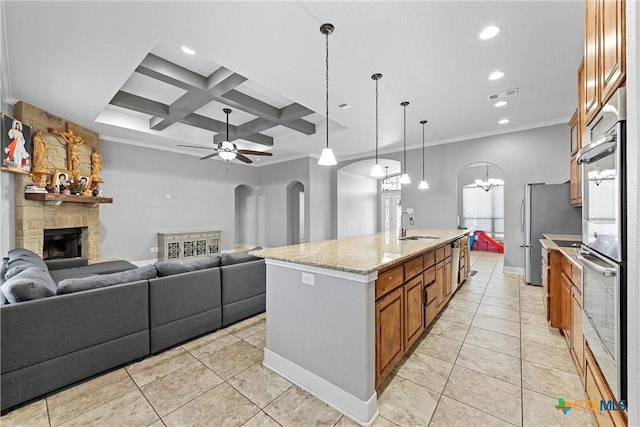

{"left": 400, "top": 211, "right": 414, "bottom": 238}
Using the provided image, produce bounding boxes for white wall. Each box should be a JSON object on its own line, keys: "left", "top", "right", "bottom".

{"left": 99, "top": 142, "right": 257, "bottom": 261}
{"left": 344, "top": 124, "right": 570, "bottom": 271}
{"left": 337, "top": 170, "right": 377, "bottom": 238}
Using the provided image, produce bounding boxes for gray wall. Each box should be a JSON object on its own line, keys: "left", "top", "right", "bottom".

{"left": 308, "top": 159, "right": 333, "bottom": 242}
{"left": 337, "top": 170, "right": 377, "bottom": 238}
{"left": 99, "top": 142, "right": 257, "bottom": 261}
{"left": 255, "top": 157, "right": 310, "bottom": 248}
{"left": 0, "top": 102, "right": 14, "bottom": 255}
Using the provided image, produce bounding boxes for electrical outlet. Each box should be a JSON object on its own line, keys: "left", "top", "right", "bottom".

{"left": 302, "top": 272, "right": 315, "bottom": 286}
{"left": 150, "top": 247, "right": 155, "bottom": 253}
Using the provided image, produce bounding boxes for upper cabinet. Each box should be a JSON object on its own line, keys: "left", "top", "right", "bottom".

{"left": 583, "top": 0, "right": 626, "bottom": 126}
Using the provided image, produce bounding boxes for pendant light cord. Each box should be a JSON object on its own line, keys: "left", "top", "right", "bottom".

{"left": 325, "top": 30, "right": 329, "bottom": 150}
{"left": 422, "top": 122, "right": 425, "bottom": 180}
{"left": 403, "top": 104, "right": 407, "bottom": 174}
{"left": 375, "top": 77, "right": 379, "bottom": 162}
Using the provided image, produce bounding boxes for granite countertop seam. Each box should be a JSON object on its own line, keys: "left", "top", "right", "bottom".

{"left": 250, "top": 229, "right": 470, "bottom": 275}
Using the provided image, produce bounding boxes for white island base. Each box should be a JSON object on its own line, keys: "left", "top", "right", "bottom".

{"left": 262, "top": 259, "right": 379, "bottom": 426}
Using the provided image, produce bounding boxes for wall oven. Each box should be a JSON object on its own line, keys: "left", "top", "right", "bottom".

{"left": 576, "top": 87, "right": 626, "bottom": 404}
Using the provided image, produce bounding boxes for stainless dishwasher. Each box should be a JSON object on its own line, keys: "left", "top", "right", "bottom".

{"left": 450, "top": 240, "right": 460, "bottom": 292}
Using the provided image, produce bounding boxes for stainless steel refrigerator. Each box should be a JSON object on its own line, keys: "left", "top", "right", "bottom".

{"left": 520, "top": 183, "right": 582, "bottom": 285}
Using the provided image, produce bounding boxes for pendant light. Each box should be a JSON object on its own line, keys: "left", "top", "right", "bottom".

{"left": 399, "top": 101, "right": 411, "bottom": 184}
{"left": 218, "top": 108, "right": 237, "bottom": 161}
{"left": 318, "top": 23, "right": 337, "bottom": 166}
{"left": 370, "top": 73, "right": 384, "bottom": 178}
{"left": 381, "top": 166, "right": 393, "bottom": 191}
{"left": 418, "top": 120, "right": 429, "bottom": 189}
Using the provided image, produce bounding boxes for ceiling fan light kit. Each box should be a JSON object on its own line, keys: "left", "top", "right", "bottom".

{"left": 318, "top": 23, "right": 337, "bottom": 166}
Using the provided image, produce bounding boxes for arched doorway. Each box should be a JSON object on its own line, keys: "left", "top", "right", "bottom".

{"left": 456, "top": 162, "right": 505, "bottom": 249}
{"left": 234, "top": 184, "right": 256, "bottom": 250}
{"left": 286, "top": 181, "right": 305, "bottom": 244}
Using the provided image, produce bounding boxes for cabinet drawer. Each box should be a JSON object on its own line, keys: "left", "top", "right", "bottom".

{"left": 435, "top": 247, "right": 445, "bottom": 263}
{"left": 423, "top": 266, "right": 436, "bottom": 288}
{"left": 571, "top": 265, "right": 582, "bottom": 292}
{"left": 425, "top": 300, "right": 437, "bottom": 327}
{"left": 444, "top": 244, "right": 452, "bottom": 258}
{"left": 376, "top": 265, "right": 404, "bottom": 298}
{"left": 424, "top": 251, "right": 435, "bottom": 269}
{"left": 560, "top": 255, "right": 572, "bottom": 281}
{"left": 404, "top": 256, "right": 424, "bottom": 280}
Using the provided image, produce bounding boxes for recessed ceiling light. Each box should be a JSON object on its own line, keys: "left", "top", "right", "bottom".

{"left": 494, "top": 101, "right": 508, "bottom": 107}
{"left": 479, "top": 25, "right": 501, "bottom": 40}
{"left": 498, "top": 118, "right": 510, "bottom": 125}
{"left": 489, "top": 71, "right": 505, "bottom": 80}
{"left": 181, "top": 46, "right": 196, "bottom": 55}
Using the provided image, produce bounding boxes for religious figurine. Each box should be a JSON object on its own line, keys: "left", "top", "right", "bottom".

{"left": 90, "top": 148, "right": 103, "bottom": 184}
{"left": 30, "top": 130, "right": 50, "bottom": 183}
{"left": 48, "top": 123, "right": 86, "bottom": 179}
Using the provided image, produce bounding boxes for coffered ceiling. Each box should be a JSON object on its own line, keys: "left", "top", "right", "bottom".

{"left": 1, "top": 1, "right": 583, "bottom": 166}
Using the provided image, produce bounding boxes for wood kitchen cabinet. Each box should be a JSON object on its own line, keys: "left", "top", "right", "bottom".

{"left": 376, "top": 286, "right": 404, "bottom": 385}
{"left": 375, "top": 237, "right": 467, "bottom": 386}
{"left": 571, "top": 286, "right": 585, "bottom": 375}
{"left": 585, "top": 344, "right": 628, "bottom": 427}
{"left": 544, "top": 249, "right": 570, "bottom": 330}
{"left": 583, "top": 0, "right": 626, "bottom": 126}
{"left": 570, "top": 154, "right": 582, "bottom": 207}
{"left": 404, "top": 274, "right": 425, "bottom": 350}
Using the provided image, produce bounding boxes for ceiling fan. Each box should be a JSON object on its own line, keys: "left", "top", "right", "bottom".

{"left": 178, "top": 108, "right": 273, "bottom": 164}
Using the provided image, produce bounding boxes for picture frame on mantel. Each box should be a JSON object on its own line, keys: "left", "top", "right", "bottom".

{"left": 52, "top": 168, "right": 71, "bottom": 189}
{"left": 1, "top": 113, "right": 32, "bottom": 174}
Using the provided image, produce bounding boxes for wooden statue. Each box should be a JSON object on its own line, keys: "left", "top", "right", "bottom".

{"left": 90, "top": 148, "right": 103, "bottom": 184}
{"left": 48, "top": 123, "right": 86, "bottom": 179}
{"left": 30, "top": 130, "right": 50, "bottom": 183}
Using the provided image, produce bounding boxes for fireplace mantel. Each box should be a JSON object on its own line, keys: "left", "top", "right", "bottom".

{"left": 24, "top": 193, "right": 113, "bottom": 207}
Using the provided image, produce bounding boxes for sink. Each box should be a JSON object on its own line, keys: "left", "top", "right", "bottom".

{"left": 400, "top": 236, "right": 440, "bottom": 243}
{"left": 553, "top": 240, "right": 582, "bottom": 248}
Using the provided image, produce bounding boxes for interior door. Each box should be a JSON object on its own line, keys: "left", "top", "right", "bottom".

{"left": 381, "top": 192, "right": 401, "bottom": 233}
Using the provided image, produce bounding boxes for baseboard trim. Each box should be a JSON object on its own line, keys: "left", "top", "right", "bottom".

{"left": 263, "top": 348, "right": 378, "bottom": 426}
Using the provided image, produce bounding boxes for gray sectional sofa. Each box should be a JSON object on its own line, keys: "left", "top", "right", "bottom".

{"left": 0, "top": 249, "right": 266, "bottom": 412}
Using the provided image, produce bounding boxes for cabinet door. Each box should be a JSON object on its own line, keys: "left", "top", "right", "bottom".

{"left": 404, "top": 275, "right": 425, "bottom": 350}
{"left": 578, "top": 59, "right": 585, "bottom": 152}
{"left": 584, "top": 0, "right": 600, "bottom": 125}
{"left": 555, "top": 272, "right": 572, "bottom": 331}
{"left": 600, "top": 0, "right": 625, "bottom": 103}
{"left": 444, "top": 257, "right": 452, "bottom": 300}
{"left": 435, "top": 261, "right": 445, "bottom": 310}
{"left": 570, "top": 154, "right": 582, "bottom": 207}
{"left": 376, "top": 286, "right": 404, "bottom": 386}
{"left": 571, "top": 287, "right": 584, "bottom": 375}
{"left": 569, "top": 109, "right": 579, "bottom": 156}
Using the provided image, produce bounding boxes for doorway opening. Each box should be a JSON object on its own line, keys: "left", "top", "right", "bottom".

{"left": 286, "top": 181, "right": 305, "bottom": 244}
{"left": 234, "top": 184, "right": 256, "bottom": 250}
{"left": 456, "top": 162, "right": 505, "bottom": 252}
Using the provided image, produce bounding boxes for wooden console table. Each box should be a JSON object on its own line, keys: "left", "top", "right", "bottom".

{"left": 24, "top": 193, "right": 113, "bottom": 207}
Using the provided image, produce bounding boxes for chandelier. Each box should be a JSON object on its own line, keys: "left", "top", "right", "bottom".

{"left": 475, "top": 163, "right": 503, "bottom": 191}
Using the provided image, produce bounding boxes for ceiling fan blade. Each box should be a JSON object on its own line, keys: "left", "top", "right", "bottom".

{"left": 177, "top": 144, "right": 214, "bottom": 149}
{"left": 200, "top": 152, "right": 220, "bottom": 160}
{"left": 237, "top": 150, "right": 273, "bottom": 156}
{"left": 235, "top": 153, "right": 253, "bottom": 164}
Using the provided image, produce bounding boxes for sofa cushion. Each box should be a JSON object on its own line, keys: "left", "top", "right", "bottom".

{"left": 155, "top": 255, "right": 221, "bottom": 277}
{"left": 49, "top": 260, "right": 138, "bottom": 284}
{"left": 4, "top": 260, "right": 38, "bottom": 280}
{"left": 57, "top": 265, "right": 157, "bottom": 295}
{"left": 1, "top": 267, "right": 57, "bottom": 303}
{"left": 220, "top": 251, "right": 261, "bottom": 266}
{"left": 45, "top": 257, "right": 89, "bottom": 271}
{"left": 1, "top": 257, "right": 7, "bottom": 282}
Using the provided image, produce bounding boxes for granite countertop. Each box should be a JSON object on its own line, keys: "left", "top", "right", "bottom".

{"left": 540, "top": 233, "right": 582, "bottom": 269}
{"left": 250, "top": 229, "right": 470, "bottom": 275}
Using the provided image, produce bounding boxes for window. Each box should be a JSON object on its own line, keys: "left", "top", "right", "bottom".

{"left": 462, "top": 185, "right": 504, "bottom": 240}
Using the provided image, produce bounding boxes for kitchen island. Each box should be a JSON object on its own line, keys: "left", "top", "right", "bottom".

{"left": 250, "top": 229, "right": 469, "bottom": 426}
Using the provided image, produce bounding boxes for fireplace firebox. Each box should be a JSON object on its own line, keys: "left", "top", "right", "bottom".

{"left": 43, "top": 228, "right": 83, "bottom": 260}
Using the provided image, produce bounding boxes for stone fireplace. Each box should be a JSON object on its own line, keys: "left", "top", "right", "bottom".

{"left": 43, "top": 227, "right": 85, "bottom": 260}
{"left": 11, "top": 102, "right": 102, "bottom": 261}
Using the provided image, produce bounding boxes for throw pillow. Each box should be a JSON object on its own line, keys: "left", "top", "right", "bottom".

{"left": 155, "top": 254, "right": 221, "bottom": 277}
{"left": 7, "top": 252, "right": 47, "bottom": 271}
{"left": 1, "top": 257, "right": 7, "bottom": 283}
{"left": 4, "top": 260, "right": 38, "bottom": 280}
{"left": 7, "top": 248, "right": 41, "bottom": 260}
{"left": 220, "top": 251, "right": 261, "bottom": 266}
{"left": 1, "top": 267, "right": 57, "bottom": 303}
{"left": 57, "top": 264, "right": 157, "bottom": 295}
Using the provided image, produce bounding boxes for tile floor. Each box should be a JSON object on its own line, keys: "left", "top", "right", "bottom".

{"left": 1, "top": 251, "right": 595, "bottom": 427}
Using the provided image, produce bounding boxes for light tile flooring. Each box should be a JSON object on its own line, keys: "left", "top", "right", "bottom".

{"left": 1, "top": 251, "right": 595, "bottom": 427}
